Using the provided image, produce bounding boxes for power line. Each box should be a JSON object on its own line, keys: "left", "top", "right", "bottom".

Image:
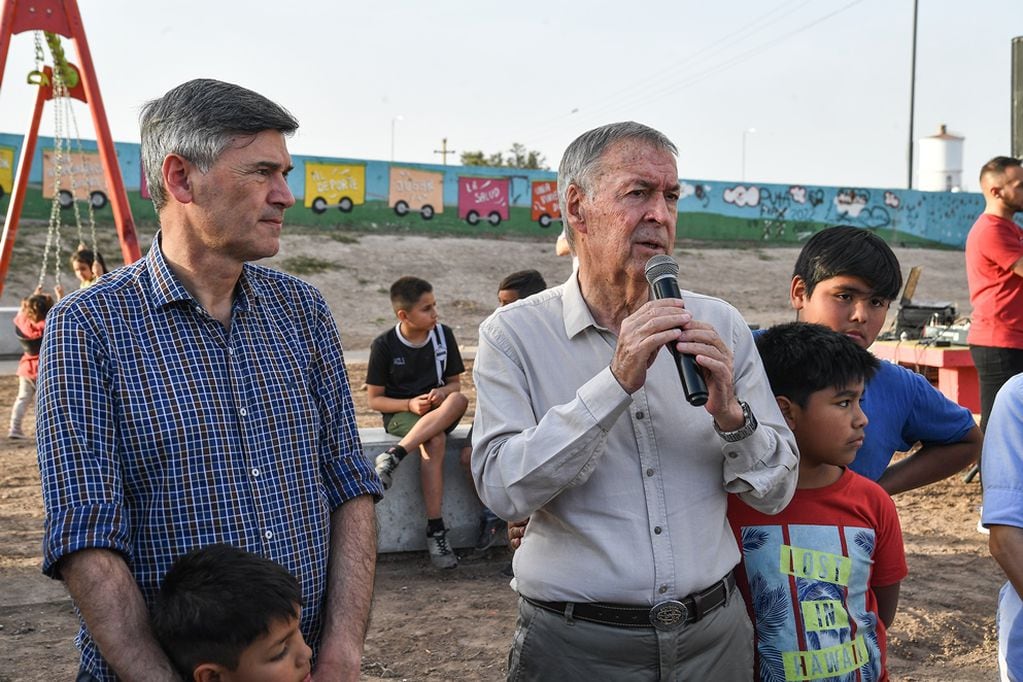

{"left": 518, "top": 0, "right": 867, "bottom": 150}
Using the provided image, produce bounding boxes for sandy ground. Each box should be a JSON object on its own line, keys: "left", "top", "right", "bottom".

{"left": 0, "top": 232, "right": 1003, "bottom": 680}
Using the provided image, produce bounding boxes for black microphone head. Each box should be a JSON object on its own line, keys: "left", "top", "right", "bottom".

{"left": 644, "top": 254, "right": 679, "bottom": 287}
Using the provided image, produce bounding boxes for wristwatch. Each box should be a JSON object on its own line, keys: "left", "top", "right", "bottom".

{"left": 713, "top": 401, "right": 758, "bottom": 442}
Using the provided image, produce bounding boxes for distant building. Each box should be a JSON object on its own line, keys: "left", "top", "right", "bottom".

{"left": 918, "top": 124, "right": 965, "bottom": 192}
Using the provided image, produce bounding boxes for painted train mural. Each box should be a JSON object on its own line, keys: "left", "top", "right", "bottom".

{"left": 0, "top": 132, "right": 989, "bottom": 249}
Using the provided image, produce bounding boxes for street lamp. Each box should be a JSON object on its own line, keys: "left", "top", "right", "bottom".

{"left": 390, "top": 115, "right": 404, "bottom": 162}
{"left": 742, "top": 128, "right": 756, "bottom": 182}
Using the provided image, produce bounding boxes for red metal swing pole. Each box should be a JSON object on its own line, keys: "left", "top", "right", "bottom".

{"left": 62, "top": 0, "right": 140, "bottom": 265}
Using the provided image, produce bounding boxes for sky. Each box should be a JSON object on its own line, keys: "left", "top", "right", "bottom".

{"left": 0, "top": 0, "right": 1020, "bottom": 191}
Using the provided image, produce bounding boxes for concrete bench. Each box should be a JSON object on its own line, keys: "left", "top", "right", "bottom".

{"left": 0, "top": 307, "right": 22, "bottom": 358}
{"left": 360, "top": 424, "right": 505, "bottom": 553}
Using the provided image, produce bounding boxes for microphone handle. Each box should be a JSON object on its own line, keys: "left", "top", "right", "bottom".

{"left": 650, "top": 278, "right": 709, "bottom": 407}
{"left": 668, "top": 343, "right": 709, "bottom": 407}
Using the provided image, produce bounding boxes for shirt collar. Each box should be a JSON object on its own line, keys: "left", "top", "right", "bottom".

{"left": 562, "top": 270, "right": 605, "bottom": 338}
{"left": 147, "top": 231, "right": 255, "bottom": 313}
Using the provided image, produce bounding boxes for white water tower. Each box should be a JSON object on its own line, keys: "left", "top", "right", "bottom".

{"left": 918, "top": 124, "right": 964, "bottom": 191}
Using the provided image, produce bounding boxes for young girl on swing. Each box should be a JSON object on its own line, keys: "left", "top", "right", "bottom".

{"left": 54, "top": 247, "right": 107, "bottom": 299}
{"left": 9, "top": 290, "right": 55, "bottom": 439}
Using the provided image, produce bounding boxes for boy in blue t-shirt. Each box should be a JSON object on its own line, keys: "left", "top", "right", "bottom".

{"left": 731, "top": 322, "right": 907, "bottom": 681}
{"left": 367, "top": 276, "right": 468, "bottom": 568}
{"left": 787, "top": 226, "right": 981, "bottom": 494}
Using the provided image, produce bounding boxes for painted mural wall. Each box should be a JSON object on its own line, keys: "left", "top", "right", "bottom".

{"left": 0, "top": 132, "right": 989, "bottom": 249}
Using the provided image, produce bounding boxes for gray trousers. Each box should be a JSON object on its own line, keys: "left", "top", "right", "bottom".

{"left": 508, "top": 590, "right": 753, "bottom": 681}
{"left": 9, "top": 376, "right": 34, "bottom": 434}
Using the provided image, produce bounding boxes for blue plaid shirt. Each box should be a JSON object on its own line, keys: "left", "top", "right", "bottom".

{"left": 36, "top": 235, "right": 382, "bottom": 679}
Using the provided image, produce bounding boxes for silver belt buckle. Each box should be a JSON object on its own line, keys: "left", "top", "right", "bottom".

{"left": 649, "top": 599, "right": 688, "bottom": 631}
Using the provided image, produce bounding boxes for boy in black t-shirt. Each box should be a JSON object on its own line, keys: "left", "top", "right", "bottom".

{"left": 367, "top": 276, "right": 468, "bottom": 569}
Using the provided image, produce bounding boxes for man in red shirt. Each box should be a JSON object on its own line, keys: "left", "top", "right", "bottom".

{"left": 966, "top": 156, "right": 1023, "bottom": 431}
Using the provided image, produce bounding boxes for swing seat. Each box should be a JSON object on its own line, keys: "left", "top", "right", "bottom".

{"left": 15, "top": 326, "right": 42, "bottom": 355}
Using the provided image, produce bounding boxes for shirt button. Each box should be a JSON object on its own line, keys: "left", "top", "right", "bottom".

{"left": 726, "top": 451, "right": 738, "bottom": 459}
{"left": 251, "top": 468, "right": 260, "bottom": 478}
{"left": 228, "top": 347, "right": 234, "bottom": 355}
{"left": 239, "top": 407, "right": 248, "bottom": 417}
{"left": 635, "top": 411, "right": 645, "bottom": 420}
{"left": 264, "top": 530, "right": 273, "bottom": 540}
{"left": 654, "top": 526, "right": 662, "bottom": 535}
{"left": 659, "top": 585, "right": 668, "bottom": 594}
{"left": 646, "top": 468, "right": 655, "bottom": 477}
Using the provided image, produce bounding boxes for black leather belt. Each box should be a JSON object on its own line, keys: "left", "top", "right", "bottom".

{"left": 523, "top": 571, "right": 736, "bottom": 631}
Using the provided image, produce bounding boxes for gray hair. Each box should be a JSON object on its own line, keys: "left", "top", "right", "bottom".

{"left": 140, "top": 79, "right": 298, "bottom": 211}
{"left": 557, "top": 122, "right": 677, "bottom": 251}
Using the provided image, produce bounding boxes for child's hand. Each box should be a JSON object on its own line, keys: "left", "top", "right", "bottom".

{"left": 426, "top": 388, "right": 444, "bottom": 407}
{"left": 54, "top": 284, "right": 65, "bottom": 300}
{"left": 409, "top": 395, "right": 432, "bottom": 415}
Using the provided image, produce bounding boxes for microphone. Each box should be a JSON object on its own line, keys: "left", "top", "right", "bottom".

{"left": 644, "top": 255, "right": 709, "bottom": 407}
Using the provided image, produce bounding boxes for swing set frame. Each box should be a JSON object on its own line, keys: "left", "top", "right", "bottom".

{"left": 0, "top": 0, "right": 141, "bottom": 298}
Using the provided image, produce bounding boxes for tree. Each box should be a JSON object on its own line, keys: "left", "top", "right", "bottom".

{"left": 459, "top": 143, "right": 547, "bottom": 170}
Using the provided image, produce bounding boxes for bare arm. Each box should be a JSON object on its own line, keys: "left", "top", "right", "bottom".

{"left": 872, "top": 582, "right": 901, "bottom": 629}
{"left": 1011, "top": 255, "right": 1023, "bottom": 278}
{"left": 61, "top": 549, "right": 179, "bottom": 681}
{"left": 314, "top": 495, "right": 377, "bottom": 682}
{"left": 366, "top": 384, "right": 415, "bottom": 414}
{"left": 990, "top": 525, "right": 1023, "bottom": 598}
{"left": 877, "top": 425, "right": 982, "bottom": 495}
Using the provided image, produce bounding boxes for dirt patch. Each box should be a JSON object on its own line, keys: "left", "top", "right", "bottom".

{"left": 0, "top": 233, "right": 998, "bottom": 680}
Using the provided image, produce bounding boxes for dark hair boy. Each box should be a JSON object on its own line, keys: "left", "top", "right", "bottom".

{"left": 729, "top": 322, "right": 907, "bottom": 681}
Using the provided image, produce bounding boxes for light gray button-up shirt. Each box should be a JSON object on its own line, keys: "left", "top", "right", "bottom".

{"left": 472, "top": 274, "right": 798, "bottom": 605}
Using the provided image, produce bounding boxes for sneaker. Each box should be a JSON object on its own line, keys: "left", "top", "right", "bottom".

{"left": 977, "top": 506, "right": 990, "bottom": 536}
{"left": 426, "top": 529, "right": 458, "bottom": 569}
{"left": 475, "top": 516, "right": 507, "bottom": 551}
{"left": 374, "top": 448, "right": 402, "bottom": 490}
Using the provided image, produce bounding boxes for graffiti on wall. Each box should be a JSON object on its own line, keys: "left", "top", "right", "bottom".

{"left": 682, "top": 177, "right": 987, "bottom": 247}
{"left": 0, "top": 132, "right": 994, "bottom": 248}
{"left": 390, "top": 167, "right": 443, "bottom": 220}
{"left": 305, "top": 162, "right": 366, "bottom": 214}
{"left": 458, "top": 177, "right": 509, "bottom": 226}
{"left": 530, "top": 180, "right": 560, "bottom": 228}
{"left": 41, "top": 149, "right": 110, "bottom": 209}
{"left": 0, "top": 145, "right": 13, "bottom": 196}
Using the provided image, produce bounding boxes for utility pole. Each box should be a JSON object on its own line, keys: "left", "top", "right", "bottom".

{"left": 907, "top": 0, "right": 918, "bottom": 189}
{"left": 433, "top": 138, "right": 456, "bottom": 165}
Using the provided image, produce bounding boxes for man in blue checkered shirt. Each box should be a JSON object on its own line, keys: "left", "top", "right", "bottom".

{"left": 35, "top": 79, "right": 382, "bottom": 681}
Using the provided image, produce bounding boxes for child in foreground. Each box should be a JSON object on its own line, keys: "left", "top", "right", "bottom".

{"left": 729, "top": 322, "right": 907, "bottom": 681}
{"left": 9, "top": 291, "right": 54, "bottom": 439}
{"left": 151, "top": 543, "right": 312, "bottom": 682}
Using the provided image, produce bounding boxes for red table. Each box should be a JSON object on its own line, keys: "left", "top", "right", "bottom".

{"left": 869, "top": 340, "right": 979, "bottom": 414}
